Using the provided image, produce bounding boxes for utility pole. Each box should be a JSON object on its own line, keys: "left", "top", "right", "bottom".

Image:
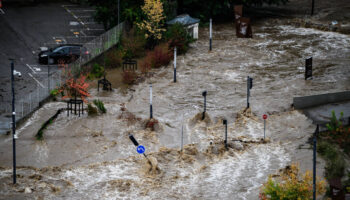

{"left": 10, "top": 59, "right": 17, "bottom": 184}
{"left": 311, "top": 0, "right": 315, "bottom": 16}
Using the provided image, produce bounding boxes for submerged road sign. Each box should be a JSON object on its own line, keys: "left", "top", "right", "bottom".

{"left": 137, "top": 145, "right": 145, "bottom": 154}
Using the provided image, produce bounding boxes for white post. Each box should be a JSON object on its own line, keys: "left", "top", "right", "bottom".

{"left": 209, "top": 18, "right": 212, "bottom": 51}
{"left": 174, "top": 47, "right": 177, "bottom": 82}
{"left": 150, "top": 84, "right": 153, "bottom": 119}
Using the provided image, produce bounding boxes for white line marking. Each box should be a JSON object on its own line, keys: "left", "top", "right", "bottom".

{"left": 32, "top": 51, "right": 36, "bottom": 54}
{"left": 26, "top": 64, "right": 37, "bottom": 74}
{"left": 62, "top": 5, "right": 78, "bottom": 7}
{"left": 0, "top": 9, "right": 5, "bottom": 14}
{"left": 76, "top": 15, "right": 91, "bottom": 18}
{"left": 86, "top": 28, "right": 105, "bottom": 31}
{"left": 80, "top": 30, "right": 87, "bottom": 36}
{"left": 82, "top": 22, "right": 98, "bottom": 25}
{"left": 28, "top": 73, "right": 45, "bottom": 88}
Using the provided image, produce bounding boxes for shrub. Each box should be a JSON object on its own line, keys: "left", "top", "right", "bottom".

{"left": 139, "top": 55, "right": 153, "bottom": 74}
{"left": 165, "top": 22, "right": 194, "bottom": 54}
{"left": 152, "top": 43, "right": 172, "bottom": 68}
{"left": 317, "top": 140, "right": 345, "bottom": 179}
{"left": 50, "top": 89, "right": 60, "bottom": 97}
{"left": 88, "top": 63, "right": 105, "bottom": 80}
{"left": 93, "top": 99, "right": 107, "bottom": 114}
{"left": 122, "top": 70, "right": 137, "bottom": 84}
{"left": 139, "top": 43, "right": 172, "bottom": 72}
{"left": 105, "top": 49, "right": 123, "bottom": 68}
{"left": 121, "top": 28, "right": 147, "bottom": 59}
{"left": 87, "top": 103, "right": 98, "bottom": 116}
{"left": 259, "top": 164, "right": 326, "bottom": 200}
{"left": 326, "top": 110, "right": 343, "bottom": 133}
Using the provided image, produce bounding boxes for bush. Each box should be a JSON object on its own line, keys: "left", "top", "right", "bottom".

{"left": 326, "top": 110, "right": 343, "bottom": 133}
{"left": 259, "top": 164, "right": 326, "bottom": 200}
{"left": 105, "top": 49, "right": 123, "bottom": 68}
{"left": 121, "top": 28, "right": 147, "bottom": 59}
{"left": 152, "top": 43, "right": 172, "bottom": 68}
{"left": 165, "top": 22, "right": 194, "bottom": 54}
{"left": 122, "top": 70, "right": 137, "bottom": 84}
{"left": 317, "top": 140, "right": 345, "bottom": 179}
{"left": 139, "top": 43, "right": 172, "bottom": 72}
{"left": 88, "top": 63, "right": 105, "bottom": 80}
{"left": 87, "top": 103, "right": 98, "bottom": 116}
{"left": 93, "top": 99, "right": 107, "bottom": 114}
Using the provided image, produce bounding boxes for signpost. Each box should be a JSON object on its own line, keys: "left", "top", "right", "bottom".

{"left": 129, "top": 134, "right": 147, "bottom": 158}
{"left": 305, "top": 57, "right": 313, "bottom": 80}
{"left": 263, "top": 114, "right": 267, "bottom": 140}
{"left": 223, "top": 119, "right": 228, "bottom": 150}
{"left": 247, "top": 76, "right": 253, "bottom": 108}
{"left": 202, "top": 91, "right": 207, "bottom": 120}
{"left": 174, "top": 47, "right": 177, "bottom": 83}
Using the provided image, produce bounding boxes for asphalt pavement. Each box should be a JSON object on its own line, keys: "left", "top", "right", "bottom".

{"left": 0, "top": 1, "right": 105, "bottom": 134}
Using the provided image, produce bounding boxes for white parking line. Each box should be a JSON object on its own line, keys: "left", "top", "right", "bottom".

{"left": 28, "top": 73, "right": 45, "bottom": 88}
{"left": 62, "top": 4, "right": 78, "bottom": 7}
{"left": 0, "top": 9, "right": 5, "bottom": 14}
{"left": 26, "top": 64, "right": 37, "bottom": 74}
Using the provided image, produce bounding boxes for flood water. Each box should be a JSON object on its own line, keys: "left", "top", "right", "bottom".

{"left": 0, "top": 19, "right": 349, "bottom": 199}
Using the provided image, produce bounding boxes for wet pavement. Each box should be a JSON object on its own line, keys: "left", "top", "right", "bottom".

{"left": 0, "top": 15, "right": 349, "bottom": 199}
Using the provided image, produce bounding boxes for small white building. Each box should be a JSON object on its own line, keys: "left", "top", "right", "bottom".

{"left": 166, "top": 14, "right": 200, "bottom": 39}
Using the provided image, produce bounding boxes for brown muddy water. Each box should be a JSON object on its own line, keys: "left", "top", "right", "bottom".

{"left": 0, "top": 19, "right": 349, "bottom": 199}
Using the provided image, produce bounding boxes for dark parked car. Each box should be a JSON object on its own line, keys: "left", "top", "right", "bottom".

{"left": 38, "top": 44, "right": 82, "bottom": 64}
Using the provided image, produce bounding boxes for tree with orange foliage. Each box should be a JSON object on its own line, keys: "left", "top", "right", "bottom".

{"left": 58, "top": 63, "right": 90, "bottom": 102}
{"left": 259, "top": 164, "right": 326, "bottom": 200}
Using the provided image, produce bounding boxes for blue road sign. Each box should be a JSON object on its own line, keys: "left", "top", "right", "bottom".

{"left": 137, "top": 145, "right": 145, "bottom": 154}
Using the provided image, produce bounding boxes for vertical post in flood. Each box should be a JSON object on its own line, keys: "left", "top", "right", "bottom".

{"left": 202, "top": 91, "right": 207, "bottom": 120}
{"left": 223, "top": 119, "right": 228, "bottom": 150}
{"left": 150, "top": 84, "right": 153, "bottom": 119}
{"left": 174, "top": 47, "right": 177, "bottom": 83}
{"left": 209, "top": 18, "right": 212, "bottom": 51}
{"left": 313, "top": 124, "right": 319, "bottom": 200}
{"left": 247, "top": 76, "right": 253, "bottom": 109}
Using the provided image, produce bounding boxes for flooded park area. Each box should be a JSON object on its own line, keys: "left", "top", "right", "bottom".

{"left": 1, "top": 15, "right": 350, "bottom": 200}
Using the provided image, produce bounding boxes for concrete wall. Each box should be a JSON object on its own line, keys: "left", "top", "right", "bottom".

{"left": 293, "top": 91, "right": 350, "bottom": 109}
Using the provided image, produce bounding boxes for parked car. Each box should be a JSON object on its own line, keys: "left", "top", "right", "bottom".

{"left": 38, "top": 44, "right": 82, "bottom": 64}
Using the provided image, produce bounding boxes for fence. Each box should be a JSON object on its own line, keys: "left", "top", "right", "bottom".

{"left": 0, "top": 70, "right": 62, "bottom": 132}
{"left": 0, "top": 23, "right": 124, "bottom": 133}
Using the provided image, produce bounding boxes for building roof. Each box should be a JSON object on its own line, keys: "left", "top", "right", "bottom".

{"left": 166, "top": 14, "right": 200, "bottom": 26}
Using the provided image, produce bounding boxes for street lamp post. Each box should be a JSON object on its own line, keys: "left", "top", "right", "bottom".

{"left": 10, "top": 59, "right": 17, "bottom": 184}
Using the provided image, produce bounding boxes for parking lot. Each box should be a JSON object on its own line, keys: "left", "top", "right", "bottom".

{"left": 0, "top": 1, "right": 105, "bottom": 133}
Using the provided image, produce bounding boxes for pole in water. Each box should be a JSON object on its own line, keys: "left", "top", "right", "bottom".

{"left": 202, "top": 91, "right": 207, "bottom": 120}
{"left": 313, "top": 124, "right": 319, "bottom": 200}
{"left": 209, "top": 18, "right": 212, "bottom": 51}
{"left": 263, "top": 114, "right": 268, "bottom": 140}
{"left": 223, "top": 119, "right": 228, "bottom": 150}
{"left": 174, "top": 47, "right": 177, "bottom": 83}
{"left": 311, "top": 0, "right": 315, "bottom": 16}
{"left": 247, "top": 76, "right": 253, "bottom": 109}
{"left": 150, "top": 84, "right": 153, "bottom": 119}
{"left": 10, "top": 59, "right": 16, "bottom": 184}
{"left": 181, "top": 124, "right": 184, "bottom": 152}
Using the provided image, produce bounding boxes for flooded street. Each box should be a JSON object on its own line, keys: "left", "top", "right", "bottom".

{"left": 0, "top": 18, "right": 349, "bottom": 199}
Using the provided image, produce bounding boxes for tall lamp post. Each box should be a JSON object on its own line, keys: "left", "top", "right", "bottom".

{"left": 10, "top": 59, "right": 17, "bottom": 184}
